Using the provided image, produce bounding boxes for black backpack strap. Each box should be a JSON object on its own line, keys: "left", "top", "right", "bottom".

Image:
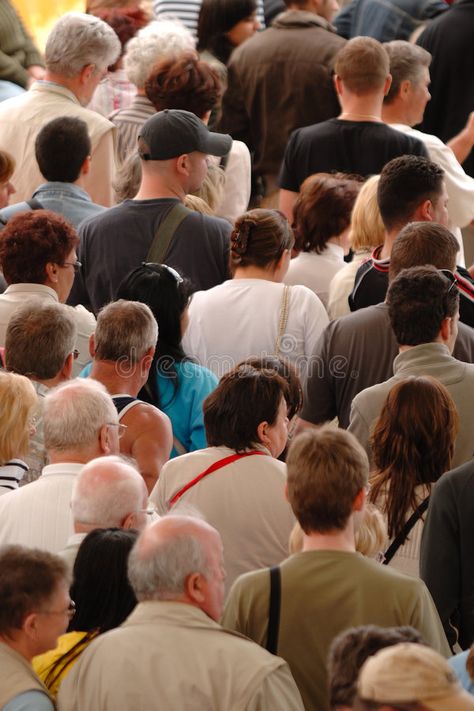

{"left": 383, "top": 495, "right": 430, "bottom": 565}
{"left": 266, "top": 566, "right": 281, "bottom": 655}
{"left": 26, "top": 197, "right": 44, "bottom": 210}
{"left": 146, "top": 202, "right": 190, "bottom": 265}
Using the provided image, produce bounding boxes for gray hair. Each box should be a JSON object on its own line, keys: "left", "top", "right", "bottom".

{"left": 94, "top": 300, "right": 158, "bottom": 364}
{"left": 384, "top": 40, "right": 431, "bottom": 105}
{"left": 43, "top": 378, "right": 118, "bottom": 452}
{"left": 6, "top": 300, "right": 77, "bottom": 380}
{"left": 45, "top": 12, "right": 121, "bottom": 78}
{"left": 72, "top": 456, "right": 146, "bottom": 527}
{"left": 124, "top": 20, "right": 194, "bottom": 89}
{"left": 128, "top": 521, "right": 209, "bottom": 601}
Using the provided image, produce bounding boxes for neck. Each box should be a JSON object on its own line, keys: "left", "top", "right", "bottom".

{"left": 135, "top": 173, "right": 185, "bottom": 201}
{"left": 90, "top": 360, "right": 144, "bottom": 397}
{"left": 378, "top": 229, "right": 397, "bottom": 260}
{"left": 233, "top": 265, "right": 280, "bottom": 282}
{"left": 381, "top": 102, "right": 411, "bottom": 127}
{"left": 44, "top": 71, "right": 82, "bottom": 103}
{"left": 30, "top": 373, "right": 67, "bottom": 389}
{"left": 0, "top": 636, "right": 33, "bottom": 663}
{"left": 302, "top": 524, "right": 356, "bottom": 553}
{"left": 339, "top": 94, "right": 384, "bottom": 122}
{"left": 47, "top": 449, "right": 96, "bottom": 465}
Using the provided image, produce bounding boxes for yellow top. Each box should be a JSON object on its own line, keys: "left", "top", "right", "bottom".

{"left": 33, "top": 630, "right": 93, "bottom": 697}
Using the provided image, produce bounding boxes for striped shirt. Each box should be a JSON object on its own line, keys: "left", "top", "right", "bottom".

{"left": 152, "top": 0, "right": 265, "bottom": 38}
{"left": 0, "top": 459, "right": 28, "bottom": 495}
{"left": 109, "top": 95, "right": 156, "bottom": 166}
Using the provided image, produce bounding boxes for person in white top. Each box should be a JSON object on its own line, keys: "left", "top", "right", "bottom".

{"left": 184, "top": 208, "right": 329, "bottom": 382}
{"left": 284, "top": 173, "right": 362, "bottom": 308}
{"left": 382, "top": 40, "right": 474, "bottom": 267}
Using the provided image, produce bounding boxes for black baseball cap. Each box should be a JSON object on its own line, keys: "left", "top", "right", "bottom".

{"left": 138, "top": 109, "right": 232, "bottom": 160}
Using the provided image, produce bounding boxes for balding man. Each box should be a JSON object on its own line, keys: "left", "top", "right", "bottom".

{"left": 61, "top": 455, "right": 151, "bottom": 571}
{"left": 0, "top": 378, "right": 120, "bottom": 553}
{"left": 57, "top": 516, "right": 305, "bottom": 710}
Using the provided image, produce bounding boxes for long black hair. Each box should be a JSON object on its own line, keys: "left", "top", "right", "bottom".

{"left": 197, "top": 0, "right": 257, "bottom": 64}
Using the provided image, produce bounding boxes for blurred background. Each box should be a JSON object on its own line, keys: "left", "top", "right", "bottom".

{"left": 12, "top": 1, "right": 83, "bottom": 49}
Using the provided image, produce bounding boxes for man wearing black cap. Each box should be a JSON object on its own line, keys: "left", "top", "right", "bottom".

{"left": 69, "top": 109, "right": 233, "bottom": 313}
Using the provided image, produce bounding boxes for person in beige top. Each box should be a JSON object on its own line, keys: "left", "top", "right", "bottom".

{"left": 57, "top": 515, "right": 305, "bottom": 711}
{"left": 0, "top": 13, "right": 120, "bottom": 207}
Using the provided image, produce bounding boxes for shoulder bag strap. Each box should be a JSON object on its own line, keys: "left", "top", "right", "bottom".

{"left": 168, "top": 450, "right": 267, "bottom": 509}
{"left": 266, "top": 566, "right": 281, "bottom": 655}
{"left": 274, "top": 285, "right": 291, "bottom": 356}
{"left": 146, "top": 202, "right": 191, "bottom": 265}
{"left": 383, "top": 495, "right": 430, "bottom": 565}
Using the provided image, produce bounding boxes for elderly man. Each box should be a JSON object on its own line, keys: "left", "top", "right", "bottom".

{"left": 0, "top": 545, "right": 71, "bottom": 711}
{"left": 70, "top": 110, "right": 232, "bottom": 312}
{"left": 0, "top": 378, "right": 120, "bottom": 553}
{"left": 222, "top": 427, "right": 449, "bottom": 711}
{"left": 0, "top": 13, "right": 120, "bottom": 206}
{"left": 57, "top": 515, "right": 305, "bottom": 710}
{"left": 61, "top": 455, "right": 150, "bottom": 571}
{"left": 5, "top": 300, "right": 77, "bottom": 483}
{"left": 88, "top": 300, "right": 172, "bottom": 493}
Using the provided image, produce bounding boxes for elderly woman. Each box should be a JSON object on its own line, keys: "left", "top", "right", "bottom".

{"left": 0, "top": 210, "right": 95, "bottom": 375}
{"left": 0, "top": 545, "right": 70, "bottom": 711}
{"left": 150, "top": 363, "right": 295, "bottom": 589}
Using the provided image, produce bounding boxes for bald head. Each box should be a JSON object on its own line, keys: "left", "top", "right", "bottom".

{"left": 128, "top": 516, "right": 225, "bottom": 620}
{"left": 72, "top": 455, "right": 148, "bottom": 532}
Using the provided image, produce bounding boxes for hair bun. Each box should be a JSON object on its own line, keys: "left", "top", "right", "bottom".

{"left": 231, "top": 217, "right": 257, "bottom": 258}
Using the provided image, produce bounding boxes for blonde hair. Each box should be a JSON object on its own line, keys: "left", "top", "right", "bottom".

{"left": 183, "top": 195, "right": 214, "bottom": 215}
{"left": 0, "top": 372, "right": 38, "bottom": 462}
{"left": 350, "top": 175, "right": 385, "bottom": 252}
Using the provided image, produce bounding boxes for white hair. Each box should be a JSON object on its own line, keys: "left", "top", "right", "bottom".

{"left": 94, "top": 300, "right": 158, "bottom": 364}
{"left": 43, "top": 378, "right": 118, "bottom": 453}
{"left": 72, "top": 456, "right": 146, "bottom": 527}
{"left": 124, "top": 19, "right": 195, "bottom": 89}
{"left": 45, "top": 13, "right": 121, "bottom": 77}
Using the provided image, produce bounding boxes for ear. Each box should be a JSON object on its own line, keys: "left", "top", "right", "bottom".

{"left": 284, "top": 482, "right": 289, "bottom": 501}
{"left": 79, "top": 63, "right": 95, "bottom": 85}
{"left": 439, "top": 316, "right": 452, "bottom": 343}
{"left": 62, "top": 352, "right": 75, "bottom": 380}
{"left": 45, "top": 261, "right": 59, "bottom": 284}
{"left": 400, "top": 78, "right": 411, "bottom": 99}
{"left": 141, "top": 346, "right": 155, "bottom": 376}
{"left": 175, "top": 154, "right": 190, "bottom": 178}
{"left": 352, "top": 487, "right": 366, "bottom": 513}
{"left": 413, "top": 198, "right": 433, "bottom": 222}
{"left": 334, "top": 74, "right": 343, "bottom": 96}
{"left": 185, "top": 572, "right": 206, "bottom": 604}
{"left": 89, "top": 333, "right": 96, "bottom": 359}
{"left": 257, "top": 420, "right": 271, "bottom": 449}
{"left": 23, "top": 612, "right": 39, "bottom": 640}
{"left": 121, "top": 512, "right": 136, "bottom": 530}
{"left": 80, "top": 156, "right": 91, "bottom": 176}
{"left": 99, "top": 423, "right": 112, "bottom": 455}
{"left": 383, "top": 73, "right": 392, "bottom": 97}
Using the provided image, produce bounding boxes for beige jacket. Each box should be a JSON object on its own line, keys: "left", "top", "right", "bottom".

{"left": 57, "top": 601, "right": 304, "bottom": 711}
{"left": 0, "top": 642, "right": 52, "bottom": 708}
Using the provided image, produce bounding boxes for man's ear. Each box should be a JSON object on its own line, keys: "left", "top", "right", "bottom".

{"left": 412, "top": 198, "right": 433, "bottom": 222}
{"left": 175, "top": 154, "right": 190, "bottom": 178}
{"left": 352, "top": 487, "right": 366, "bottom": 513}
{"left": 99, "top": 423, "right": 112, "bottom": 454}
{"left": 80, "top": 156, "right": 91, "bottom": 176}
{"left": 62, "top": 351, "right": 75, "bottom": 380}
{"left": 383, "top": 73, "right": 392, "bottom": 97}
{"left": 89, "top": 333, "right": 96, "bottom": 359}
{"left": 141, "top": 346, "right": 155, "bottom": 377}
{"left": 334, "top": 74, "right": 343, "bottom": 97}
{"left": 79, "top": 63, "right": 95, "bottom": 85}
{"left": 185, "top": 572, "right": 206, "bottom": 604}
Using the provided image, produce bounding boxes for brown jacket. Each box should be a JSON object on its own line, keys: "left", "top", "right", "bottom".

{"left": 219, "top": 10, "right": 345, "bottom": 183}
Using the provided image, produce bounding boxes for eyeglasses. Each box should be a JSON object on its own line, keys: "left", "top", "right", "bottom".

{"left": 72, "top": 349, "right": 79, "bottom": 360}
{"left": 139, "top": 505, "right": 156, "bottom": 517}
{"left": 107, "top": 422, "right": 127, "bottom": 439}
{"left": 141, "top": 262, "right": 183, "bottom": 284}
{"left": 440, "top": 268, "right": 458, "bottom": 296}
{"left": 39, "top": 599, "right": 76, "bottom": 620}
{"left": 62, "top": 261, "right": 82, "bottom": 274}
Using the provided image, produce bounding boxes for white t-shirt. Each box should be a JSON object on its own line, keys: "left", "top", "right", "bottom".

{"left": 284, "top": 243, "right": 345, "bottom": 308}
{"left": 183, "top": 278, "right": 329, "bottom": 382}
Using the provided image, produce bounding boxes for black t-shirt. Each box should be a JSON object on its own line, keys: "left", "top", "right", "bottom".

{"left": 279, "top": 118, "right": 429, "bottom": 191}
{"left": 69, "top": 198, "right": 231, "bottom": 314}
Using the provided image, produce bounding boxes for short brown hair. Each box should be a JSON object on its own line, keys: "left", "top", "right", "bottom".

{"left": 287, "top": 427, "right": 369, "bottom": 533}
{"left": 384, "top": 41, "right": 431, "bottom": 105}
{"left": 389, "top": 222, "right": 458, "bottom": 282}
{"left": 335, "top": 37, "right": 389, "bottom": 94}
{"left": 0, "top": 545, "right": 68, "bottom": 636}
{"left": 145, "top": 50, "right": 222, "bottom": 119}
{"left": 230, "top": 209, "right": 293, "bottom": 271}
{"left": 0, "top": 149, "right": 15, "bottom": 183}
{"left": 293, "top": 173, "right": 361, "bottom": 254}
{"left": 0, "top": 210, "right": 79, "bottom": 285}
{"left": 204, "top": 364, "right": 288, "bottom": 452}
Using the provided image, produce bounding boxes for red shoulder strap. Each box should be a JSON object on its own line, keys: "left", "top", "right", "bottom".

{"left": 168, "top": 451, "right": 267, "bottom": 509}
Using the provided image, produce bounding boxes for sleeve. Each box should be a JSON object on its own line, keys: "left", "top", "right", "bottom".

{"left": 347, "top": 396, "right": 372, "bottom": 460}
{"left": 299, "top": 324, "right": 338, "bottom": 425}
{"left": 409, "top": 580, "right": 452, "bottom": 657}
{"left": 0, "top": 50, "right": 29, "bottom": 87}
{"left": 3, "top": 690, "right": 55, "bottom": 711}
{"left": 278, "top": 130, "right": 301, "bottom": 193}
{"left": 219, "top": 61, "right": 253, "bottom": 150}
{"left": 333, "top": 2, "right": 356, "bottom": 38}
{"left": 420, "top": 477, "right": 461, "bottom": 649}
{"left": 427, "top": 138, "right": 474, "bottom": 228}
{"left": 245, "top": 665, "right": 305, "bottom": 711}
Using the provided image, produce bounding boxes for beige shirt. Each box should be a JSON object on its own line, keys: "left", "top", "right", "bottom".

{"left": 0, "top": 81, "right": 116, "bottom": 206}
{"left": 57, "top": 601, "right": 304, "bottom": 711}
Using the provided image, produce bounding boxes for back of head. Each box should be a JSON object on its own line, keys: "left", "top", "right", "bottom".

{"left": 124, "top": 20, "right": 195, "bottom": 90}
{"left": 45, "top": 12, "right": 121, "bottom": 77}
{"left": 92, "top": 7, "right": 149, "bottom": 69}
{"left": 6, "top": 300, "right": 77, "bottom": 380}
{"left": 94, "top": 299, "right": 158, "bottom": 364}
{"left": 203, "top": 363, "right": 288, "bottom": 451}
{"left": 0, "top": 545, "right": 68, "bottom": 637}
{"left": 242, "top": 355, "right": 303, "bottom": 420}
{"left": 286, "top": 427, "right": 368, "bottom": 533}
{"left": 349, "top": 175, "right": 385, "bottom": 252}
{"left": 0, "top": 210, "right": 79, "bottom": 286}
{"left": 328, "top": 625, "right": 424, "bottom": 710}
{"left": 389, "top": 222, "right": 458, "bottom": 282}
{"left": 35, "top": 117, "right": 91, "bottom": 184}
{"left": 197, "top": 0, "right": 256, "bottom": 62}
{"left": 71, "top": 455, "right": 147, "bottom": 529}
{"left": 43, "top": 378, "right": 118, "bottom": 453}
{"left": 384, "top": 40, "right": 431, "bottom": 104}
{"left": 0, "top": 371, "right": 37, "bottom": 463}
{"left": 377, "top": 156, "right": 444, "bottom": 233}
{"left": 387, "top": 265, "right": 459, "bottom": 346}
{"left": 145, "top": 50, "right": 222, "bottom": 119}
{"left": 335, "top": 37, "right": 390, "bottom": 95}
{"left": 293, "top": 173, "right": 361, "bottom": 254}
{"left": 69, "top": 528, "right": 138, "bottom": 633}
{"left": 230, "top": 209, "right": 293, "bottom": 272}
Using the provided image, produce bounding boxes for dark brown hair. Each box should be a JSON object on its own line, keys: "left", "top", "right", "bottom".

{"left": 203, "top": 364, "right": 288, "bottom": 452}
{"left": 145, "top": 50, "right": 222, "bottom": 119}
{"left": 293, "top": 173, "right": 361, "bottom": 254}
{"left": 230, "top": 209, "right": 294, "bottom": 271}
{"left": 389, "top": 222, "right": 458, "bottom": 282}
{"left": 370, "top": 376, "right": 458, "bottom": 539}
{"left": 0, "top": 150, "right": 14, "bottom": 183}
{"left": 335, "top": 37, "right": 389, "bottom": 94}
{"left": 0, "top": 210, "right": 79, "bottom": 285}
{"left": 241, "top": 355, "right": 303, "bottom": 420}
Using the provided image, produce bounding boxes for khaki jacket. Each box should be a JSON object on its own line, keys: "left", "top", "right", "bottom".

{"left": 0, "top": 642, "right": 52, "bottom": 708}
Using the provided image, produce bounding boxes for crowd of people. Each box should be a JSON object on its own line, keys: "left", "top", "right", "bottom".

{"left": 1, "top": 0, "right": 474, "bottom": 709}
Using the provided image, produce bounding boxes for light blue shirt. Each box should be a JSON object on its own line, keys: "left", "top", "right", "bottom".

{"left": 449, "top": 650, "right": 474, "bottom": 695}
{"left": 3, "top": 690, "right": 54, "bottom": 711}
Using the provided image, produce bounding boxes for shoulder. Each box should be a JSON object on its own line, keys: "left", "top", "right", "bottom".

{"left": 78, "top": 202, "right": 127, "bottom": 233}
{"left": 183, "top": 210, "right": 232, "bottom": 236}
{"left": 176, "top": 361, "right": 219, "bottom": 385}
